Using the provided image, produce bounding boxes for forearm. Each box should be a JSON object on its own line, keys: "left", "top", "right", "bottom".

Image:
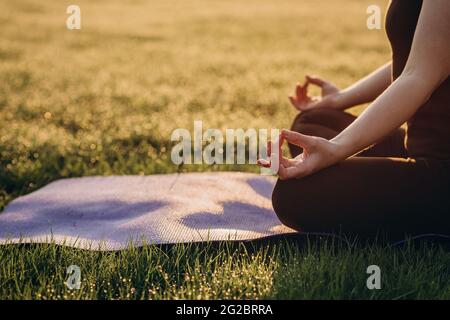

{"left": 335, "top": 62, "right": 392, "bottom": 110}
{"left": 331, "top": 72, "right": 436, "bottom": 159}
{"left": 332, "top": 0, "right": 450, "bottom": 150}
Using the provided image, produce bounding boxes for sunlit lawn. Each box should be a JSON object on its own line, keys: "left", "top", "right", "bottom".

{"left": 1, "top": 0, "right": 448, "bottom": 299}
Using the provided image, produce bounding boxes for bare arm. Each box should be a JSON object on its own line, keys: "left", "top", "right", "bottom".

{"left": 332, "top": 0, "right": 450, "bottom": 159}
{"left": 335, "top": 62, "right": 392, "bottom": 110}
{"left": 261, "top": 0, "right": 450, "bottom": 179}
{"left": 289, "top": 62, "right": 392, "bottom": 111}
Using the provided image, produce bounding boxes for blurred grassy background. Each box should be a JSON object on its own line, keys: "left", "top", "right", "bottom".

{"left": 0, "top": 0, "right": 388, "bottom": 209}
{"left": 2, "top": 0, "right": 450, "bottom": 301}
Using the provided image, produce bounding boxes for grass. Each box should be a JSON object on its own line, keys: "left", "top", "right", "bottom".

{"left": 0, "top": 0, "right": 448, "bottom": 299}
{"left": 1, "top": 240, "right": 449, "bottom": 300}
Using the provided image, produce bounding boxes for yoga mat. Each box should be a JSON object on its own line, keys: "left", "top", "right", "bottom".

{"left": 0, "top": 172, "right": 294, "bottom": 250}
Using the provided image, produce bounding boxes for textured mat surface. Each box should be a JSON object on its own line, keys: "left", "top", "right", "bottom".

{"left": 0, "top": 172, "right": 294, "bottom": 250}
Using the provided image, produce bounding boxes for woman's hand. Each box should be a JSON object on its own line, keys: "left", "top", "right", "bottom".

{"left": 289, "top": 75, "right": 342, "bottom": 111}
{"left": 258, "top": 129, "right": 343, "bottom": 180}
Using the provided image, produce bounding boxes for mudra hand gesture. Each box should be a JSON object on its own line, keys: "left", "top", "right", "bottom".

{"left": 257, "top": 129, "right": 342, "bottom": 180}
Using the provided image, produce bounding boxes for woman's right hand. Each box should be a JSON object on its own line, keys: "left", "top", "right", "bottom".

{"left": 289, "top": 75, "right": 342, "bottom": 111}
{"left": 257, "top": 129, "right": 344, "bottom": 180}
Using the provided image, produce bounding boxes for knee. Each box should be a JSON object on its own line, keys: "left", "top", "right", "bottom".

{"left": 289, "top": 109, "right": 344, "bottom": 157}
{"left": 271, "top": 179, "right": 305, "bottom": 231}
{"left": 291, "top": 108, "right": 341, "bottom": 128}
{"left": 272, "top": 177, "right": 327, "bottom": 232}
{"left": 271, "top": 180, "right": 287, "bottom": 225}
{"left": 290, "top": 110, "right": 313, "bottom": 133}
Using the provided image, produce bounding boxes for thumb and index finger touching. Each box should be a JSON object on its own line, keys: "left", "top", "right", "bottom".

{"left": 281, "top": 129, "right": 315, "bottom": 149}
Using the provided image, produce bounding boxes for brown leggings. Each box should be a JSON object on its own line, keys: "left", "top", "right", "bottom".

{"left": 272, "top": 108, "right": 450, "bottom": 240}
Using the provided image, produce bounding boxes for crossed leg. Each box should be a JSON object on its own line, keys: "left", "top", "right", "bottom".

{"left": 272, "top": 108, "right": 450, "bottom": 240}
{"left": 288, "top": 108, "right": 407, "bottom": 158}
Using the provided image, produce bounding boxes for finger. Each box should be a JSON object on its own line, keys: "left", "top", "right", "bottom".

{"left": 289, "top": 96, "right": 306, "bottom": 111}
{"left": 303, "top": 98, "right": 329, "bottom": 110}
{"left": 259, "top": 138, "right": 282, "bottom": 167}
{"left": 306, "top": 75, "right": 327, "bottom": 87}
{"left": 289, "top": 96, "right": 299, "bottom": 109}
{"left": 295, "top": 83, "right": 302, "bottom": 99}
{"left": 270, "top": 136, "right": 282, "bottom": 162}
{"left": 277, "top": 163, "right": 289, "bottom": 180}
{"left": 257, "top": 157, "right": 291, "bottom": 170}
{"left": 275, "top": 134, "right": 286, "bottom": 159}
{"left": 280, "top": 155, "right": 294, "bottom": 167}
{"left": 257, "top": 159, "right": 271, "bottom": 168}
{"left": 284, "top": 164, "right": 308, "bottom": 179}
{"left": 296, "top": 82, "right": 308, "bottom": 99}
{"left": 281, "top": 129, "right": 315, "bottom": 148}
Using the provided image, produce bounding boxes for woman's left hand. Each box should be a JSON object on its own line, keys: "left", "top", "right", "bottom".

{"left": 258, "top": 129, "right": 343, "bottom": 180}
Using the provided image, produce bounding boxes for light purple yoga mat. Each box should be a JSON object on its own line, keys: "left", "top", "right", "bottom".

{"left": 0, "top": 172, "right": 293, "bottom": 250}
